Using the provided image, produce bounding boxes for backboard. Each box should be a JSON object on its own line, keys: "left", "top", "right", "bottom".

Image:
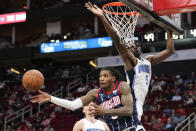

{"left": 120, "top": 0, "right": 184, "bottom": 35}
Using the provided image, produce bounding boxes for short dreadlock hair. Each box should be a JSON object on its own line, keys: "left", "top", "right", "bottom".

{"left": 101, "top": 67, "right": 123, "bottom": 82}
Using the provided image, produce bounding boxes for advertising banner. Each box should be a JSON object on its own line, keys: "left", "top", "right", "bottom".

{"left": 0, "top": 12, "right": 26, "bottom": 25}
{"left": 40, "top": 36, "right": 113, "bottom": 53}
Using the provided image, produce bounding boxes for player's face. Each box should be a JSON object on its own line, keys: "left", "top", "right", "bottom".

{"left": 83, "top": 102, "right": 93, "bottom": 116}
{"left": 83, "top": 105, "right": 90, "bottom": 115}
{"left": 128, "top": 42, "right": 142, "bottom": 58}
{"left": 99, "top": 70, "right": 115, "bottom": 89}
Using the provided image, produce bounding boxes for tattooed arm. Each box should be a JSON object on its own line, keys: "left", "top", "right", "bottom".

{"left": 90, "top": 82, "right": 133, "bottom": 116}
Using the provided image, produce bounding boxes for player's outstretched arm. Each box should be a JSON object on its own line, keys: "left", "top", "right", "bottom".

{"left": 145, "top": 31, "right": 175, "bottom": 65}
{"left": 80, "top": 89, "right": 98, "bottom": 106}
{"left": 85, "top": 2, "right": 136, "bottom": 70}
{"left": 30, "top": 89, "right": 98, "bottom": 111}
{"left": 89, "top": 82, "right": 133, "bottom": 116}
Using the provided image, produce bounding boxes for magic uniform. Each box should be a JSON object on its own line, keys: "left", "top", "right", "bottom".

{"left": 96, "top": 81, "right": 140, "bottom": 131}
{"left": 125, "top": 58, "right": 151, "bottom": 121}
{"left": 83, "top": 118, "right": 106, "bottom": 131}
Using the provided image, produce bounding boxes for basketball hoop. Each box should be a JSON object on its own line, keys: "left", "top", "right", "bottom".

{"left": 102, "top": 2, "right": 141, "bottom": 48}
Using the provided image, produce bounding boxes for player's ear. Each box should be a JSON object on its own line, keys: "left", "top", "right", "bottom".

{"left": 112, "top": 76, "right": 116, "bottom": 82}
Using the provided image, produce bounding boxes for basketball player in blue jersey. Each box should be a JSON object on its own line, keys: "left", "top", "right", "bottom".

{"left": 73, "top": 103, "right": 110, "bottom": 131}
{"left": 31, "top": 67, "right": 140, "bottom": 131}
{"left": 85, "top": 2, "right": 174, "bottom": 130}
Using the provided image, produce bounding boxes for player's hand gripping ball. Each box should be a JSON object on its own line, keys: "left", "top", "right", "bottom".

{"left": 22, "top": 69, "right": 44, "bottom": 92}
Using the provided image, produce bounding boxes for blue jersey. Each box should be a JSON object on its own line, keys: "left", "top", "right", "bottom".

{"left": 96, "top": 81, "right": 140, "bottom": 131}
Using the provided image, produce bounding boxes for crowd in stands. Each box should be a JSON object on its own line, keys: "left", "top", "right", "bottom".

{"left": 142, "top": 72, "right": 196, "bottom": 130}
{"left": 0, "top": 62, "right": 195, "bottom": 131}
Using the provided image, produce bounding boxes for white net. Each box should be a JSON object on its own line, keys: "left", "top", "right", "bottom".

{"left": 102, "top": 2, "right": 140, "bottom": 48}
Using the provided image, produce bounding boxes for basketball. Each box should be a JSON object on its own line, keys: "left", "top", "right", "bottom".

{"left": 22, "top": 69, "right": 44, "bottom": 92}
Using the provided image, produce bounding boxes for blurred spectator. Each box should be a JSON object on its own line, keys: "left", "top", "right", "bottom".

{"left": 172, "top": 113, "right": 185, "bottom": 126}
{"left": 7, "top": 125, "right": 14, "bottom": 131}
{"left": 151, "top": 114, "right": 157, "bottom": 125}
{"left": 54, "top": 105, "right": 62, "bottom": 112}
{"left": 61, "top": 68, "right": 69, "bottom": 78}
{"left": 6, "top": 107, "right": 14, "bottom": 115}
{"left": 8, "top": 98, "right": 15, "bottom": 106}
{"left": 175, "top": 107, "right": 186, "bottom": 116}
{"left": 172, "top": 92, "right": 182, "bottom": 101}
{"left": 162, "top": 105, "right": 172, "bottom": 115}
{"left": 16, "top": 125, "right": 24, "bottom": 131}
{"left": 0, "top": 81, "right": 5, "bottom": 89}
{"left": 163, "top": 117, "right": 175, "bottom": 130}
{"left": 22, "top": 93, "right": 32, "bottom": 102}
{"left": 174, "top": 75, "right": 183, "bottom": 86}
{"left": 164, "top": 87, "right": 175, "bottom": 101}
{"left": 184, "top": 95, "right": 194, "bottom": 106}
{"left": 76, "top": 84, "right": 88, "bottom": 93}
{"left": 32, "top": 118, "right": 43, "bottom": 130}
{"left": 41, "top": 116, "right": 51, "bottom": 127}
{"left": 50, "top": 111, "right": 56, "bottom": 119}
{"left": 142, "top": 115, "right": 150, "bottom": 125}
{"left": 151, "top": 81, "right": 162, "bottom": 92}
{"left": 43, "top": 123, "right": 54, "bottom": 131}
{"left": 153, "top": 118, "right": 164, "bottom": 131}
{"left": 67, "top": 93, "right": 75, "bottom": 101}
{"left": 190, "top": 72, "right": 196, "bottom": 81}
{"left": 25, "top": 123, "right": 35, "bottom": 131}
{"left": 161, "top": 113, "right": 168, "bottom": 123}
{"left": 143, "top": 102, "right": 150, "bottom": 112}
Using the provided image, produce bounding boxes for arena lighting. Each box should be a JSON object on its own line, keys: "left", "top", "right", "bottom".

{"left": 89, "top": 60, "right": 97, "bottom": 68}
{"left": 50, "top": 39, "right": 55, "bottom": 42}
{"left": 67, "top": 32, "right": 71, "bottom": 36}
{"left": 64, "top": 35, "right": 67, "bottom": 39}
{"left": 10, "top": 68, "right": 20, "bottom": 74}
{"left": 55, "top": 40, "right": 60, "bottom": 43}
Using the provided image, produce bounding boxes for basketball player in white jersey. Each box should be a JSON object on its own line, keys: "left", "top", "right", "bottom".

{"left": 73, "top": 103, "right": 110, "bottom": 131}
{"left": 85, "top": 2, "right": 174, "bottom": 130}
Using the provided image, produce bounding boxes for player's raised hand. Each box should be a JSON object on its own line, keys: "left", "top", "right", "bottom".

{"left": 30, "top": 90, "right": 51, "bottom": 104}
{"left": 89, "top": 103, "right": 106, "bottom": 116}
{"left": 85, "top": 2, "right": 103, "bottom": 17}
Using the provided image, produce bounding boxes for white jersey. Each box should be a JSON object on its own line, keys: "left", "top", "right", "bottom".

{"left": 125, "top": 58, "right": 151, "bottom": 121}
{"left": 83, "top": 118, "right": 106, "bottom": 131}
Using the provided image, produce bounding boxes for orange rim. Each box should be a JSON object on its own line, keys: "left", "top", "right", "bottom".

{"left": 102, "top": 2, "right": 142, "bottom": 16}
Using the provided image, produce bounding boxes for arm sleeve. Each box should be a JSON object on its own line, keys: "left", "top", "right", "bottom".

{"left": 50, "top": 96, "right": 83, "bottom": 111}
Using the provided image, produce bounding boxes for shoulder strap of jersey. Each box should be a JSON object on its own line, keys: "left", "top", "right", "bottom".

{"left": 117, "top": 81, "right": 123, "bottom": 95}
{"left": 96, "top": 88, "right": 101, "bottom": 102}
